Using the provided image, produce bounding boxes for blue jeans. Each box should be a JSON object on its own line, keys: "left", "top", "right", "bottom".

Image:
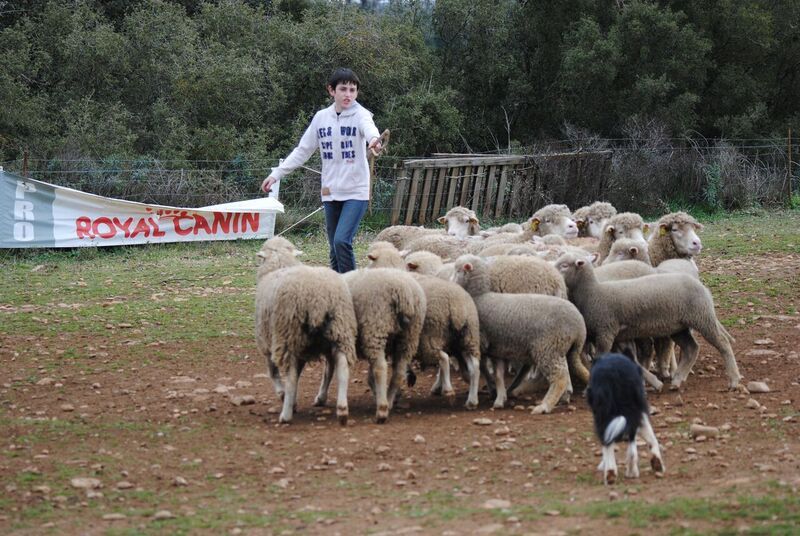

{"left": 323, "top": 200, "right": 368, "bottom": 273}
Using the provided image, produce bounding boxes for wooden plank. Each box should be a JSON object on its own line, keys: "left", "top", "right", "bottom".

{"left": 390, "top": 168, "right": 408, "bottom": 225}
{"left": 494, "top": 166, "right": 509, "bottom": 218}
{"left": 418, "top": 167, "right": 435, "bottom": 224}
{"left": 431, "top": 167, "right": 448, "bottom": 220}
{"left": 482, "top": 165, "right": 497, "bottom": 217}
{"left": 458, "top": 166, "right": 472, "bottom": 207}
{"left": 404, "top": 155, "right": 527, "bottom": 168}
{"left": 470, "top": 165, "right": 485, "bottom": 212}
{"left": 446, "top": 166, "right": 459, "bottom": 209}
{"left": 509, "top": 168, "right": 524, "bottom": 218}
{"left": 404, "top": 168, "right": 424, "bottom": 225}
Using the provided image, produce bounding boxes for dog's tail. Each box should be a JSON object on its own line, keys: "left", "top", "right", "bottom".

{"left": 603, "top": 416, "right": 627, "bottom": 446}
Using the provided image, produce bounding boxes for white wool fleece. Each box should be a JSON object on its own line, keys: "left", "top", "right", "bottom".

{"left": 269, "top": 102, "right": 380, "bottom": 202}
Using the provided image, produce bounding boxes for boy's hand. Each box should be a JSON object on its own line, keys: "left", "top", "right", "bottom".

{"left": 261, "top": 176, "right": 277, "bottom": 194}
{"left": 368, "top": 137, "right": 383, "bottom": 157}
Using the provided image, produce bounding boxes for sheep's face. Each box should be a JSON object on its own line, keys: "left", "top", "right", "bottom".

{"left": 606, "top": 224, "right": 645, "bottom": 243}
{"left": 439, "top": 212, "right": 480, "bottom": 238}
{"left": 585, "top": 217, "right": 608, "bottom": 239}
{"left": 555, "top": 253, "right": 595, "bottom": 283}
{"left": 531, "top": 216, "right": 579, "bottom": 238}
{"left": 607, "top": 239, "right": 649, "bottom": 263}
{"left": 256, "top": 239, "right": 302, "bottom": 265}
{"left": 662, "top": 222, "right": 703, "bottom": 256}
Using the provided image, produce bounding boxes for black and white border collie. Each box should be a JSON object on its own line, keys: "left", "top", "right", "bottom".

{"left": 586, "top": 353, "right": 665, "bottom": 485}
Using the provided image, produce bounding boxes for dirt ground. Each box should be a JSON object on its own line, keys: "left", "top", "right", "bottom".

{"left": 1, "top": 251, "right": 799, "bottom": 535}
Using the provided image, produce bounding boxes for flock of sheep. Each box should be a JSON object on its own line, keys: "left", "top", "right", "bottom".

{"left": 254, "top": 201, "right": 742, "bottom": 481}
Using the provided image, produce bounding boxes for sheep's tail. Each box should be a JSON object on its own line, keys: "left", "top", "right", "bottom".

{"left": 603, "top": 416, "right": 627, "bottom": 446}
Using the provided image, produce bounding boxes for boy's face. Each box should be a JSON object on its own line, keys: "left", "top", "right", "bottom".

{"left": 328, "top": 81, "right": 358, "bottom": 112}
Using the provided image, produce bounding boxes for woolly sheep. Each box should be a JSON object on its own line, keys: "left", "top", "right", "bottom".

{"left": 529, "top": 204, "right": 579, "bottom": 238}
{"left": 648, "top": 212, "right": 704, "bottom": 267}
{"left": 453, "top": 255, "right": 589, "bottom": 413}
{"left": 555, "top": 252, "right": 742, "bottom": 389}
{"left": 480, "top": 222, "right": 523, "bottom": 237}
{"left": 374, "top": 225, "right": 442, "bottom": 250}
{"left": 437, "top": 206, "right": 481, "bottom": 238}
{"left": 365, "top": 241, "right": 406, "bottom": 269}
{"left": 596, "top": 212, "right": 647, "bottom": 264}
{"left": 343, "top": 268, "right": 426, "bottom": 423}
{"left": 587, "top": 353, "right": 664, "bottom": 485}
{"left": 572, "top": 201, "right": 617, "bottom": 238}
{"left": 404, "top": 233, "right": 463, "bottom": 260}
{"left": 255, "top": 237, "right": 357, "bottom": 425}
{"left": 404, "top": 250, "right": 444, "bottom": 275}
{"left": 410, "top": 273, "right": 481, "bottom": 409}
{"left": 479, "top": 242, "right": 540, "bottom": 257}
{"left": 486, "top": 255, "right": 568, "bottom": 299}
{"left": 602, "top": 238, "right": 651, "bottom": 265}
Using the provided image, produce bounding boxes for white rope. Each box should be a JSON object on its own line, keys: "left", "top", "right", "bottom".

{"left": 277, "top": 206, "right": 324, "bottom": 236}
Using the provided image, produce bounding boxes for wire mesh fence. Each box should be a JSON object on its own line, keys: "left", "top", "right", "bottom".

{"left": 3, "top": 138, "right": 796, "bottom": 235}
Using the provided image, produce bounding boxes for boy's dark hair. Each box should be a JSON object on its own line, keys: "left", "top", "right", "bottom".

{"left": 328, "top": 68, "right": 360, "bottom": 90}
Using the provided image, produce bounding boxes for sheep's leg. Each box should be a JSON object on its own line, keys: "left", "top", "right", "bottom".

{"left": 435, "top": 351, "right": 456, "bottom": 402}
{"left": 430, "top": 368, "right": 443, "bottom": 396}
{"left": 636, "top": 338, "right": 654, "bottom": 370}
{"left": 334, "top": 351, "right": 349, "bottom": 426}
{"left": 670, "top": 329, "right": 699, "bottom": 389}
{"left": 532, "top": 363, "right": 570, "bottom": 415}
{"left": 268, "top": 360, "right": 285, "bottom": 401}
{"left": 371, "top": 352, "right": 390, "bottom": 424}
{"left": 507, "top": 362, "right": 533, "bottom": 397}
{"left": 638, "top": 413, "right": 665, "bottom": 474}
{"left": 480, "top": 358, "right": 497, "bottom": 398}
{"left": 464, "top": 354, "right": 480, "bottom": 410}
{"left": 387, "top": 357, "right": 409, "bottom": 411}
{"left": 601, "top": 444, "right": 618, "bottom": 485}
{"left": 653, "top": 338, "right": 674, "bottom": 379}
{"left": 278, "top": 362, "right": 298, "bottom": 424}
{"left": 639, "top": 363, "right": 664, "bottom": 392}
{"left": 701, "top": 322, "right": 742, "bottom": 389}
{"left": 492, "top": 359, "right": 508, "bottom": 409}
{"left": 624, "top": 440, "right": 640, "bottom": 479}
{"left": 314, "top": 355, "right": 335, "bottom": 407}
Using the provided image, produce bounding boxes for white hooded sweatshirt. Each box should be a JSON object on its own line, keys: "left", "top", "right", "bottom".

{"left": 269, "top": 102, "right": 380, "bottom": 202}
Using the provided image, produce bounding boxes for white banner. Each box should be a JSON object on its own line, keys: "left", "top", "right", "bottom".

{"left": 0, "top": 169, "right": 283, "bottom": 248}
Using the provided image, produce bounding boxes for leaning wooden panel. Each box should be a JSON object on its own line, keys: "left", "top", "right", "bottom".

{"left": 470, "top": 165, "right": 485, "bottom": 213}
{"left": 431, "top": 167, "right": 448, "bottom": 219}
{"left": 418, "top": 167, "right": 435, "bottom": 224}
{"left": 459, "top": 166, "right": 473, "bottom": 207}
{"left": 390, "top": 167, "right": 408, "bottom": 225}
{"left": 509, "top": 168, "right": 524, "bottom": 218}
{"left": 404, "top": 168, "right": 424, "bottom": 225}
{"left": 446, "top": 166, "right": 459, "bottom": 210}
{"left": 482, "top": 165, "right": 497, "bottom": 217}
{"left": 494, "top": 166, "right": 509, "bottom": 218}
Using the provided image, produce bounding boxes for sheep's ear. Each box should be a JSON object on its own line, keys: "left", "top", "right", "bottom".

{"left": 399, "top": 249, "right": 410, "bottom": 257}
{"left": 367, "top": 253, "right": 378, "bottom": 261}
{"left": 530, "top": 218, "right": 540, "bottom": 232}
{"left": 643, "top": 223, "right": 652, "bottom": 236}
{"left": 605, "top": 225, "right": 615, "bottom": 235}
{"left": 575, "top": 259, "right": 586, "bottom": 267}
{"left": 469, "top": 217, "right": 479, "bottom": 224}
{"left": 463, "top": 262, "right": 474, "bottom": 273}
{"left": 659, "top": 223, "right": 669, "bottom": 236}
{"left": 588, "top": 252, "right": 599, "bottom": 264}
{"left": 256, "top": 251, "right": 266, "bottom": 259}
{"left": 575, "top": 219, "right": 585, "bottom": 229}
{"left": 629, "top": 246, "right": 639, "bottom": 257}
{"left": 437, "top": 216, "right": 447, "bottom": 225}
{"left": 406, "top": 262, "right": 418, "bottom": 271}
{"left": 694, "top": 222, "right": 705, "bottom": 231}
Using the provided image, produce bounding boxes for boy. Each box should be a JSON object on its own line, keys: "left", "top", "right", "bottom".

{"left": 261, "top": 68, "right": 382, "bottom": 273}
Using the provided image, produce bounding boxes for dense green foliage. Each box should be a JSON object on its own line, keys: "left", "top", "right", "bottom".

{"left": 0, "top": 0, "right": 798, "bottom": 163}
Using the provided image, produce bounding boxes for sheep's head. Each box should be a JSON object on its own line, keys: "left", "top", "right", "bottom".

{"left": 555, "top": 252, "right": 597, "bottom": 285}
{"left": 658, "top": 218, "right": 704, "bottom": 257}
{"left": 605, "top": 238, "right": 650, "bottom": 264}
{"left": 529, "top": 205, "right": 579, "bottom": 238}
{"left": 256, "top": 236, "right": 302, "bottom": 265}
{"left": 602, "top": 213, "right": 646, "bottom": 243}
{"left": 439, "top": 207, "right": 480, "bottom": 238}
